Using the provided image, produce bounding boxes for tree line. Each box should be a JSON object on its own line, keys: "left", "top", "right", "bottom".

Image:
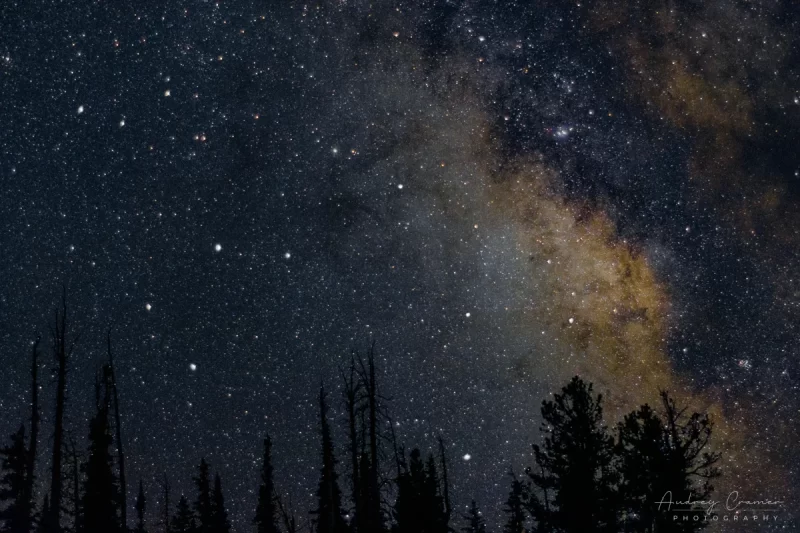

{"left": 0, "top": 293, "right": 721, "bottom": 533}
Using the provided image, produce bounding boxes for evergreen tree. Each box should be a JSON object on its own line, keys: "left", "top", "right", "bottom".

{"left": 253, "top": 437, "right": 280, "bottom": 533}
{"left": 312, "top": 386, "right": 347, "bottom": 533}
{"left": 170, "top": 496, "right": 195, "bottom": 533}
{"left": 0, "top": 426, "right": 29, "bottom": 533}
{"left": 617, "top": 392, "right": 720, "bottom": 532}
{"left": 529, "top": 377, "right": 618, "bottom": 532}
{"left": 392, "top": 448, "right": 448, "bottom": 533}
{"left": 423, "top": 455, "right": 448, "bottom": 533}
{"left": 193, "top": 460, "right": 212, "bottom": 533}
{"left": 80, "top": 371, "right": 121, "bottom": 533}
{"left": 502, "top": 473, "right": 526, "bottom": 533}
{"left": 134, "top": 480, "right": 147, "bottom": 533}
{"left": 461, "top": 500, "right": 486, "bottom": 533}
{"left": 392, "top": 448, "right": 426, "bottom": 533}
{"left": 210, "top": 475, "right": 230, "bottom": 533}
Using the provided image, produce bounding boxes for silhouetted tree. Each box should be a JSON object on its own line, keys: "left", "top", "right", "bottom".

{"left": 312, "top": 386, "right": 347, "bottom": 533}
{"left": 47, "top": 290, "right": 83, "bottom": 533}
{"left": 392, "top": 448, "right": 448, "bottom": 533}
{"left": 461, "top": 500, "right": 486, "bottom": 533}
{"left": 134, "top": 481, "right": 147, "bottom": 533}
{"left": 209, "top": 475, "right": 230, "bottom": 533}
{"left": 170, "top": 496, "right": 195, "bottom": 533}
{"left": 617, "top": 392, "right": 720, "bottom": 532}
{"left": 529, "top": 377, "right": 618, "bottom": 532}
{"left": 502, "top": 473, "right": 526, "bottom": 533}
{"left": 0, "top": 425, "right": 28, "bottom": 533}
{"left": 193, "top": 460, "right": 212, "bottom": 533}
{"left": 80, "top": 367, "right": 121, "bottom": 533}
{"left": 340, "top": 358, "right": 365, "bottom": 533}
{"left": 253, "top": 437, "right": 280, "bottom": 533}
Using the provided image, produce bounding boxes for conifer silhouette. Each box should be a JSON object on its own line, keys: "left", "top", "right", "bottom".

{"left": 312, "top": 386, "right": 348, "bottom": 533}
{"left": 529, "top": 376, "right": 618, "bottom": 532}
{"left": 210, "top": 474, "right": 230, "bottom": 533}
{"left": 461, "top": 500, "right": 487, "bottom": 533}
{"left": 253, "top": 437, "right": 280, "bottom": 533}
{"left": 502, "top": 473, "right": 526, "bottom": 533}
{"left": 80, "top": 366, "right": 121, "bottom": 533}
{"left": 193, "top": 459, "right": 212, "bottom": 533}
{"left": 617, "top": 392, "right": 720, "bottom": 532}
{"left": 170, "top": 496, "right": 196, "bottom": 533}
{"left": 0, "top": 426, "right": 29, "bottom": 533}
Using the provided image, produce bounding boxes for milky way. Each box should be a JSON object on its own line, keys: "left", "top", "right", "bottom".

{"left": 1, "top": 1, "right": 798, "bottom": 530}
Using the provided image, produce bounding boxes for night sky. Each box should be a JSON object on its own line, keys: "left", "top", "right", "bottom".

{"left": 1, "top": 1, "right": 799, "bottom": 530}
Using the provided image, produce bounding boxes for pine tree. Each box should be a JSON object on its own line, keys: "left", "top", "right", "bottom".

{"left": 312, "top": 386, "right": 347, "bottom": 533}
{"left": 193, "top": 460, "right": 212, "bottom": 533}
{"left": 617, "top": 392, "right": 720, "bottom": 532}
{"left": 0, "top": 425, "right": 29, "bottom": 533}
{"left": 502, "top": 473, "right": 526, "bottom": 533}
{"left": 392, "top": 448, "right": 448, "bottom": 533}
{"left": 253, "top": 437, "right": 280, "bottom": 533}
{"left": 170, "top": 496, "right": 195, "bottom": 533}
{"left": 529, "top": 377, "right": 618, "bottom": 532}
{"left": 210, "top": 475, "right": 230, "bottom": 533}
{"left": 80, "top": 369, "right": 121, "bottom": 533}
{"left": 423, "top": 455, "right": 447, "bottom": 533}
{"left": 461, "top": 500, "right": 486, "bottom": 533}
{"left": 134, "top": 480, "right": 147, "bottom": 533}
{"left": 392, "top": 448, "right": 426, "bottom": 533}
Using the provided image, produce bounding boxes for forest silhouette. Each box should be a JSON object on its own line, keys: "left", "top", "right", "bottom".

{"left": 1, "top": 293, "right": 721, "bottom": 533}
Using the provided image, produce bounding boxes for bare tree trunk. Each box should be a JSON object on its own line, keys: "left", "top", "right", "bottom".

{"left": 107, "top": 330, "right": 128, "bottom": 531}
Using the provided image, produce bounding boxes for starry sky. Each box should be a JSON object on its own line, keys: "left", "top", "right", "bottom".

{"left": 1, "top": 1, "right": 799, "bottom": 530}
